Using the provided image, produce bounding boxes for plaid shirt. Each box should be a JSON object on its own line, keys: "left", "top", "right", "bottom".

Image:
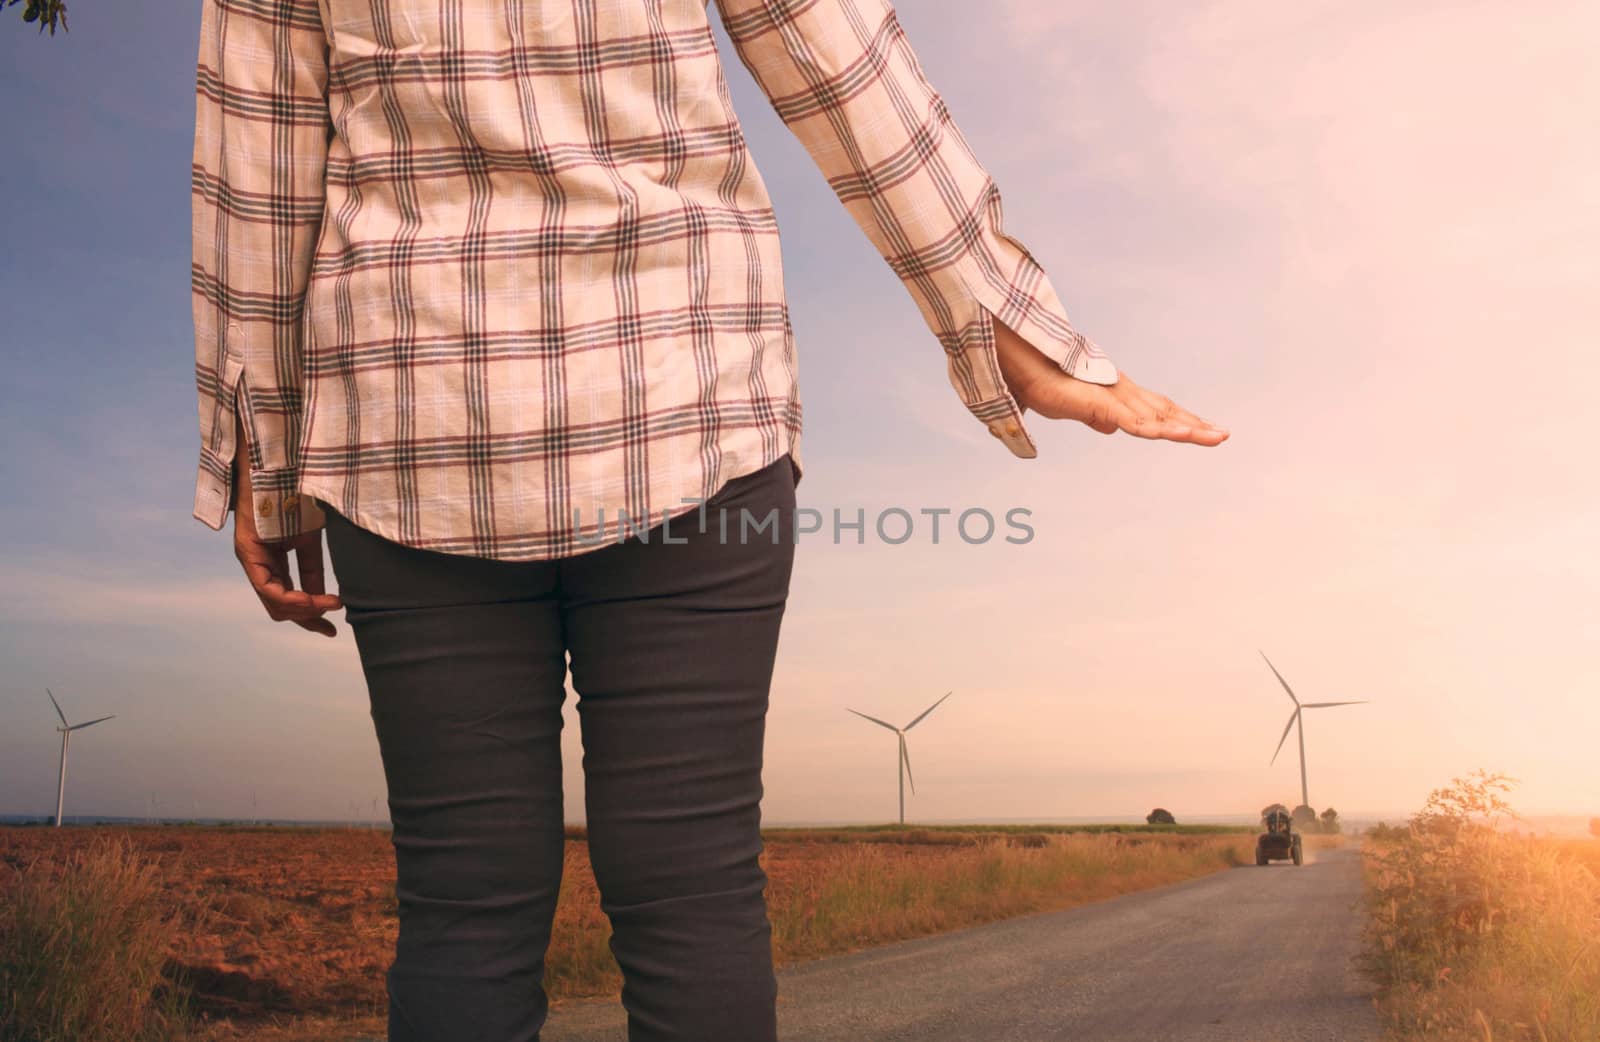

{"left": 191, "top": 0, "right": 1118, "bottom": 560}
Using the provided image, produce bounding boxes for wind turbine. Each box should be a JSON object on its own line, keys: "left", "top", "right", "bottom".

{"left": 846, "top": 691, "right": 952, "bottom": 825}
{"left": 46, "top": 688, "right": 115, "bottom": 828}
{"left": 1260, "top": 652, "right": 1367, "bottom": 810}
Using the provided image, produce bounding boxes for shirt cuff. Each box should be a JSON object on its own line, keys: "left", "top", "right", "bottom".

{"left": 956, "top": 187, "right": 1120, "bottom": 459}
{"left": 969, "top": 388, "right": 1037, "bottom": 458}
{"left": 192, "top": 445, "right": 326, "bottom": 540}
{"left": 193, "top": 445, "right": 234, "bottom": 532}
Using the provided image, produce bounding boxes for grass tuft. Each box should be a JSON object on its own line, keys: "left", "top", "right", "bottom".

{"left": 766, "top": 831, "right": 1253, "bottom": 965}
{"left": 0, "top": 832, "right": 201, "bottom": 1042}
{"left": 1361, "top": 771, "right": 1600, "bottom": 1042}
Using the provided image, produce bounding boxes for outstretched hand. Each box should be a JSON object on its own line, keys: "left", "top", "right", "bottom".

{"left": 231, "top": 413, "right": 343, "bottom": 637}
{"left": 993, "top": 318, "right": 1229, "bottom": 446}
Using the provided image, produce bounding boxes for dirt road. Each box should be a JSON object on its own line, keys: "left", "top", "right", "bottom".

{"left": 541, "top": 844, "right": 1381, "bottom": 1041}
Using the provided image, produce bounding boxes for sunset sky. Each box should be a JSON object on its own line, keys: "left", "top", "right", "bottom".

{"left": 2, "top": 0, "right": 1595, "bottom": 827}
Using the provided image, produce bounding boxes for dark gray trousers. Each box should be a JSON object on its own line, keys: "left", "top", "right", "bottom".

{"left": 316, "top": 455, "right": 797, "bottom": 1042}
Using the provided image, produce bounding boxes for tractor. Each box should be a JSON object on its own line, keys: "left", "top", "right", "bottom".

{"left": 1256, "top": 806, "right": 1303, "bottom": 866}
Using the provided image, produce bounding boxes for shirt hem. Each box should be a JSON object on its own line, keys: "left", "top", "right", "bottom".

{"left": 296, "top": 432, "right": 802, "bottom": 564}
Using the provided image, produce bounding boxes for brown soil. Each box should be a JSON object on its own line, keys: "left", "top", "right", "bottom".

{"left": 0, "top": 824, "right": 1015, "bottom": 1041}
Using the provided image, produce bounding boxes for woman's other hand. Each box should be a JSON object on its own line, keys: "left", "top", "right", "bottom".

{"left": 232, "top": 413, "right": 343, "bottom": 637}
{"left": 993, "top": 317, "right": 1229, "bottom": 446}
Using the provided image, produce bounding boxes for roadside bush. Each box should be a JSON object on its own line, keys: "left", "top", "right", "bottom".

{"left": 0, "top": 833, "right": 198, "bottom": 1042}
{"left": 1361, "top": 770, "right": 1600, "bottom": 1041}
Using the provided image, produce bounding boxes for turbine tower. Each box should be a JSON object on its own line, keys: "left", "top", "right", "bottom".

{"left": 846, "top": 691, "right": 952, "bottom": 825}
{"left": 1259, "top": 652, "right": 1367, "bottom": 809}
{"left": 46, "top": 688, "right": 116, "bottom": 828}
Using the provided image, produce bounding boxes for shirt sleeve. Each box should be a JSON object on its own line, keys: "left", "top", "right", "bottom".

{"left": 191, "top": 0, "right": 330, "bottom": 539}
{"left": 711, "top": 0, "right": 1117, "bottom": 458}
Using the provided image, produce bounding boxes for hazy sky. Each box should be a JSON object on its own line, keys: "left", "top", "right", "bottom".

{"left": 3, "top": 0, "right": 1595, "bottom": 826}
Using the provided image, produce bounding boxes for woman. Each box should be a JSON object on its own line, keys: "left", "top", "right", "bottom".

{"left": 190, "top": 0, "right": 1227, "bottom": 1039}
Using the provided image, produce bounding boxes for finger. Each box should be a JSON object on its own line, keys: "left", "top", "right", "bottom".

{"left": 1110, "top": 399, "right": 1172, "bottom": 440}
{"left": 1116, "top": 395, "right": 1163, "bottom": 432}
{"left": 297, "top": 536, "right": 326, "bottom": 596}
{"left": 1126, "top": 385, "right": 1230, "bottom": 441}
{"left": 1178, "top": 425, "right": 1231, "bottom": 446}
{"left": 1054, "top": 382, "right": 1153, "bottom": 435}
{"left": 1158, "top": 396, "right": 1229, "bottom": 441}
{"left": 241, "top": 540, "right": 341, "bottom": 621}
{"left": 1088, "top": 414, "right": 1120, "bottom": 435}
{"left": 296, "top": 535, "right": 341, "bottom": 608}
{"left": 1131, "top": 384, "right": 1198, "bottom": 427}
{"left": 263, "top": 582, "right": 344, "bottom": 619}
{"left": 294, "top": 537, "right": 340, "bottom": 636}
{"left": 1094, "top": 395, "right": 1162, "bottom": 439}
{"left": 1076, "top": 390, "right": 1120, "bottom": 433}
{"left": 1153, "top": 419, "right": 1229, "bottom": 446}
{"left": 1160, "top": 396, "right": 1222, "bottom": 433}
{"left": 1087, "top": 396, "right": 1157, "bottom": 439}
{"left": 294, "top": 615, "right": 338, "bottom": 638}
{"left": 237, "top": 539, "right": 290, "bottom": 616}
{"left": 1111, "top": 378, "right": 1160, "bottom": 422}
{"left": 1128, "top": 383, "right": 1166, "bottom": 417}
{"left": 1117, "top": 373, "right": 1226, "bottom": 432}
{"left": 1103, "top": 397, "right": 1202, "bottom": 442}
{"left": 1162, "top": 401, "right": 1216, "bottom": 433}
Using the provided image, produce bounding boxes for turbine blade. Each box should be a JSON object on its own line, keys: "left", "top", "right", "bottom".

{"left": 1302, "top": 701, "right": 1369, "bottom": 709}
{"left": 903, "top": 691, "right": 952, "bottom": 731}
{"left": 46, "top": 688, "right": 68, "bottom": 727}
{"left": 1259, "top": 651, "right": 1301, "bottom": 706}
{"left": 846, "top": 708, "right": 900, "bottom": 732}
{"left": 69, "top": 715, "right": 116, "bottom": 731}
{"left": 900, "top": 734, "right": 916, "bottom": 795}
{"left": 1271, "top": 710, "right": 1298, "bottom": 765}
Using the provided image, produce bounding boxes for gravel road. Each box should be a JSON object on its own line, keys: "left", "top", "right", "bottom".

{"left": 539, "top": 843, "right": 1382, "bottom": 1042}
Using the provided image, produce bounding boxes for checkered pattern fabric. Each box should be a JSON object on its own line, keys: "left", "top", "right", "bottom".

{"left": 191, "top": 0, "right": 1117, "bottom": 560}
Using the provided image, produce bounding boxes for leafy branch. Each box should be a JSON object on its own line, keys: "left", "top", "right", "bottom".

{"left": 6, "top": 0, "right": 68, "bottom": 35}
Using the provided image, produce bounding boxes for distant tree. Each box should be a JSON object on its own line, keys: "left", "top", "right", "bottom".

{"left": 1291, "top": 804, "right": 1319, "bottom": 831}
{"left": 1320, "top": 807, "right": 1342, "bottom": 834}
{"left": 1261, "top": 802, "right": 1290, "bottom": 825}
{"left": 7, "top": 0, "right": 66, "bottom": 34}
{"left": 1146, "top": 808, "right": 1177, "bottom": 826}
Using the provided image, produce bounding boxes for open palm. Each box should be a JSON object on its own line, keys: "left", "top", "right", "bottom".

{"left": 993, "top": 318, "right": 1229, "bottom": 446}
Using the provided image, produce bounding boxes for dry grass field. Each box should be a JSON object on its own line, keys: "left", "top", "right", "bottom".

{"left": 0, "top": 821, "right": 1281, "bottom": 1042}
{"left": 1361, "top": 773, "right": 1600, "bottom": 1042}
